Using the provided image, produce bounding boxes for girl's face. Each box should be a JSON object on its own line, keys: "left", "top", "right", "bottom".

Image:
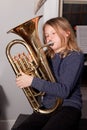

{"left": 44, "top": 24, "right": 69, "bottom": 53}
{"left": 44, "top": 25, "right": 62, "bottom": 53}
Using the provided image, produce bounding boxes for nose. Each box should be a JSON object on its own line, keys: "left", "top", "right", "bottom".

{"left": 46, "top": 35, "right": 52, "bottom": 43}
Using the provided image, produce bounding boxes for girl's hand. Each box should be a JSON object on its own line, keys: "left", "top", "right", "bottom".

{"left": 16, "top": 71, "right": 34, "bottom": 88}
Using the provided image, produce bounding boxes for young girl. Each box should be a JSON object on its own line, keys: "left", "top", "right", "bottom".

{"left": 13, "top": 17, "right": 84, "bottom": 130}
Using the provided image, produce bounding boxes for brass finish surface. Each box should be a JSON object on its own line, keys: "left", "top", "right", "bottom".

{"left": 6, "top": 16, "right": 62, "bottom": 114}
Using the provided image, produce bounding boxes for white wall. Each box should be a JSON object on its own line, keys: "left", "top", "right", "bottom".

{"left": 0, "top": 0, "right": 58, "bottom": 129}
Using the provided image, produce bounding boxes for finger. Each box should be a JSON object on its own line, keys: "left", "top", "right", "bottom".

{"left": 17, "top": 71, "right": 24, "bottom": 77}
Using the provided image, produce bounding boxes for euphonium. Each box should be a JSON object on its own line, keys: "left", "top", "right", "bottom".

{"left": 6, "top": 16, "right": 62, "bottom": 114}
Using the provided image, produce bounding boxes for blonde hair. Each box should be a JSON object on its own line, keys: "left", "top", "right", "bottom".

{"left": 43, "top": 17, "right": 81, "bottom": 58}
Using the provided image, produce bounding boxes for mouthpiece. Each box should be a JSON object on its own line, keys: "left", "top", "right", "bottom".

{"left": 47, "top": 42, "right": 54, "bottom": 46}
{"left": 38, "top": 42, "right": 54, "bottom": 51}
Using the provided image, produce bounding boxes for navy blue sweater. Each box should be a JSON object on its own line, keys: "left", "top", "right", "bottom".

{"left": 31, "top": 51, "right": 84, "bottom": 110}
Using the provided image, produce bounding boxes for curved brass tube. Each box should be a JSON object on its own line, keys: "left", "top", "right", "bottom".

{"left": 6, "top": 16, "right": 62, "bottom": 114}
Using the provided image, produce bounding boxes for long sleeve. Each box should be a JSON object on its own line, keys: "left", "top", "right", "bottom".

{"left": 31, "top": 51, "right": 84, "bottom": 99}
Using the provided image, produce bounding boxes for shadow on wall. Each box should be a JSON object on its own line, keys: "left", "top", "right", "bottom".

{"left": 0, "top": 85, "right": 9, "bottom": 130}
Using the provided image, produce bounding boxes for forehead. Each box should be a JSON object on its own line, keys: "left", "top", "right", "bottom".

{"left": 44, "top": 25, "right": 56, "bottom": 33}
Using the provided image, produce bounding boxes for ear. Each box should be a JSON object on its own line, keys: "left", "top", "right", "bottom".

{"left": 66, "top": 31, "right": 70, "bottom": 37}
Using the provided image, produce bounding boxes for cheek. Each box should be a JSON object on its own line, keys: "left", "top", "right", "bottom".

{"left": 56, "top": 43, "right": 61, "bottom": 49}
{"left": 56, "top": 37, "right": 61, "bottom": 46}
{"left": 55, "top": 35, "right": 61, "bottom": 42}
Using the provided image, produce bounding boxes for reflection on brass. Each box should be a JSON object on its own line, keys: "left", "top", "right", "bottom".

{"left": 6, "top": 16, "right": 62, "bottom": 114}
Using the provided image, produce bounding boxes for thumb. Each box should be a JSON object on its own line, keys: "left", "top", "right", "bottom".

{"left": 19, "top": 71, "right": 25, "bottom": 75}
